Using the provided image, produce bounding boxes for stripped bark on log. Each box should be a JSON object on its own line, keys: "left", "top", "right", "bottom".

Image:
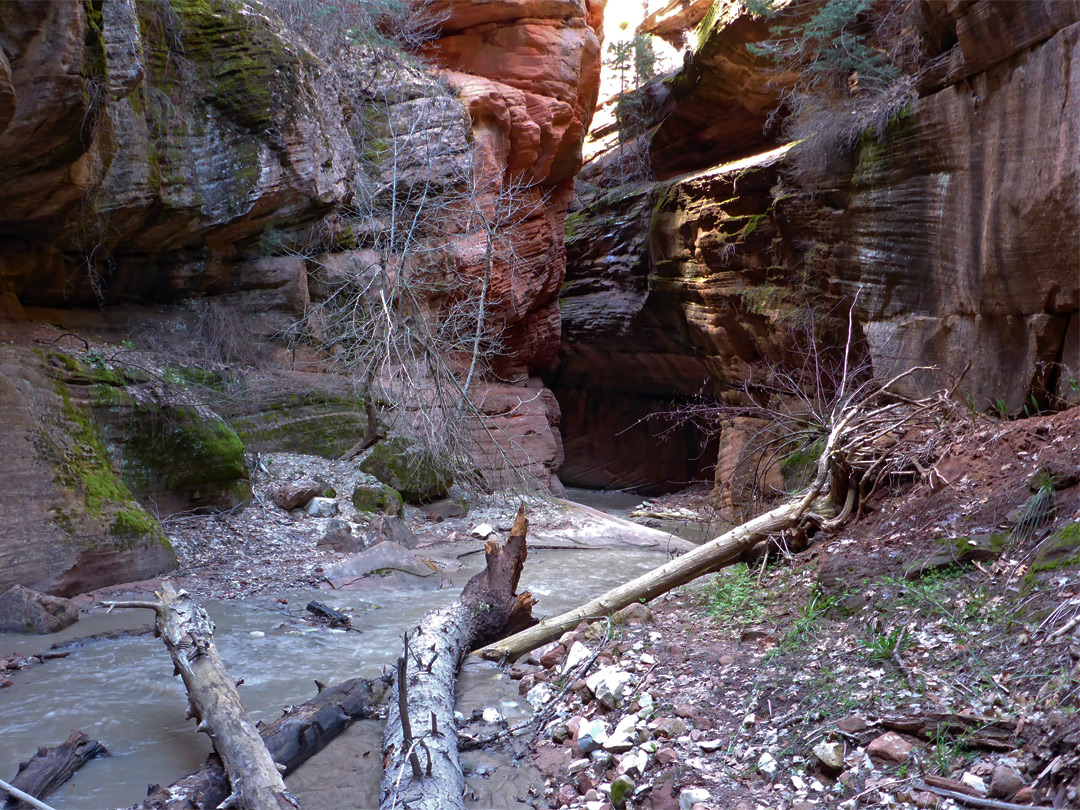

{"left": 140, "top": 677, "right": 388, "bottom": 810}
{"left": 381, "top": 506, "right": 534, "bottom": 810}
{"left": 103, "top": 581, "right": 298, "bottom": 810}
{"left": 2, "top": 731, "right": 108, "bottom": 810}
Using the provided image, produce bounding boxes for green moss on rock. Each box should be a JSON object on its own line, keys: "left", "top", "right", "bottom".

{"left": 359, "top": 436, "right": 452, "bottom": 504}
{"left": 53, "top": 387, "right": 170, "bottom": 548}
{"left": 114, "top": 403, "right": 251, "bottom": 510}
{"left": 351, "top": 481, "right": 404, "bottom": 515}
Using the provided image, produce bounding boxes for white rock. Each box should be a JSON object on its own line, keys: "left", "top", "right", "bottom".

{"left": 248, "top": 630, "right": 265, "bottom": 638}
{"left": 306, "top": 497, "right": 339, "bottom": 518}
{"left": 678, "top": 787, "right": 710, "bottom": 810}
{"left": 698, "top": 739, "right": 724, "bottom": 752}
{"left": 618, "top": 748, "right": 649, "bottom": 779}
{"left": 563, "top": 640, "right": 591, "bottom": 673}
{"left": 757, "top": 751, "right": 778, "bottom": 779}
{"left": 961, "top": 773, "right": 988, "bottom": 795}
{"left": 590, "top": 750, "right": 613, "bottom": 766}
{"left": 586, "top": 666, "right": 633, "bottom": 709}
{"left": 526, "top": 682, "right": 553, "bottom": 710}
{"left": 481, "top": 707, "right": 502, "bottom": 723}
{"left": 813, "top": 739, "right": 846, "bottom": 771}
{"left": 577, "top": 718, "right": 609, "bottom": 754}
{"left": 470, "top": 523, "right": 495, "bottom": 539}
{"left": 605, "top": 731, "right": 635, "bottom": 753}
{"left": 568, "top": 758, "right": 591, "bottom": 775}
{"left": 791, "top": 774, "right": 807, "bottom": 791}
{"left": 636, "top": 692, "right": 655, "bottom": 716}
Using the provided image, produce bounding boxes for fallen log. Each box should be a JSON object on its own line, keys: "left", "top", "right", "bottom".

{"left": 2, "top": 731, "right": 108, "bottom": 810}
{"left": 381, "top": 506, "right": 534, "bottom": 810}
{"left": 140, "top": 676, "right": 388, "bottom": 810}
{"left": 477, "top": 370, "right": 953, "bottom": 663}
{"left": 474, "top": 495, "right": 818, "bottom": 662}
{"left": 103, "top": 581, "right": 298, "bottom": 810}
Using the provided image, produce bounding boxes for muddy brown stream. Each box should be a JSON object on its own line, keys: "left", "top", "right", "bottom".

{"left": 1, "top": 547, "right": 671, "bottom": 809}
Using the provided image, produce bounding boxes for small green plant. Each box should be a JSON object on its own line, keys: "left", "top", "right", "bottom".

{"left": 780, "top": 587, "right": 840, "bottom": 650}
{"left": 861, "top": 626, "right": 908, "bottom": 661}
{"left": 994, "top": 397, "right": 1009, "bottom": 420}
{"left": 706, "top": 564, "right": 766, "bottom": 626}
{"left": 930, "top": 725, "right": 954, "bottom": 775}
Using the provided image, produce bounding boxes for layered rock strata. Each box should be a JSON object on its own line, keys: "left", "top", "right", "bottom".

{"left": 557, "top": 0, "right": 1079, "bottom": 494}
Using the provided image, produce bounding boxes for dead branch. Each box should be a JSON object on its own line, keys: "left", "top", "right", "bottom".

{"left": 140, "top": 677, "right": 386, "bottom": 810}
{"left": 103, "top": 582, "right": 297, "bottom": 810}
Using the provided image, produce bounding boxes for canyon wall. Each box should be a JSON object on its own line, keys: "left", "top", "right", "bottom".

{"left": 0, "top": 0, "right": 602, "bottom": 593}
{"left": 553, "top": 0, "right": 1079, "bottom": 493}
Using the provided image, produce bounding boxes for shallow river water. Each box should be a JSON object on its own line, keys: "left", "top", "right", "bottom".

{"left": 1, "top": 546, "right": 671, "bottom": 809}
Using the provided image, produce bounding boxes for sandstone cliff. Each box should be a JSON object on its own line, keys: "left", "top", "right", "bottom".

{"left": 0, "top": 0, "right": 602, "bottom": 593}
{"left": 553, "top": 0, "right": 1079, "bottom": 495}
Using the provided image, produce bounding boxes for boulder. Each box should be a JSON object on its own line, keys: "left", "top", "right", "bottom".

{"left": 351, "top": 481, "right": 403, "bottom": 516}
{"left": 812, "top": 740, "right": 845, "bottom": 773}
{"left": 305, "top": 497, "right": 339, "bottom": 518}
{"left": 359, "top": 436, "right": 452, "bottom": 504}
{"left": 756, "top": 751, "right": 778, "bottom": 779}
{"left": 526, "top": 682, "right": 553, "bottom": 710}
{"left": 988, "top": 765, "right": 1025, "bottom": 799}
{"left": 610, "top": 774, "right": 635, "bottom": 809}
{"left": 678, "top": 788, "right": 711, "bottom": 810}
{"left": 866, "top": 732, "right": 916, "bottom": 764}
{"left": 585, "top": 666, "right": 633, "bottom": 710}
{"left": 272, "top": 480, "right": 323, "bottom": 511}
{"left": 0, "top": 585, "right": 80, "bottom": 634}
{"left": 575, "top": 718, "right": 608, "bottom": 754}
{"left": 363, "top": 516, "right": 420, "bottom": 551}
{"left": 419, "top": 498, "right": 468, "bottom": 521}
{"left": 323, "top": 542, "right": 438, "bottom": 581}
{"left": 316, "top": 520, "right": 359, "bottom": 554}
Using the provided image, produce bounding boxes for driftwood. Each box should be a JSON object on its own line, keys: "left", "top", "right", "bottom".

{"left": 103, "top": 581, "right": 298, "bottom": 810}
{"left": 2, "top": 731, "right": 108, "bottom": 810}
{"left": 381, "top": 506, "right": 534, "bottom": 810}
{"left": 140, "top": 677, "right": 388, "bottom": 810}
{"left": 478, "top": 371, "right": 954, "bottom": 662}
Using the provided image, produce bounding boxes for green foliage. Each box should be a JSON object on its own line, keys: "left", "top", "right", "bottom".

{"left": 706, "top": 564, "right": 766, "bottom": 625}
{"left": 1012, "top": 485, "right": 1057, "bottom": 542}
{"left": 745, "top": 0, "right": 899, "bottom": 94}
{"left": 860, "top": 626, "right": 909, "bottom": 661}
{"left": 779, "top": 587, "right": 840, "bottom": 650}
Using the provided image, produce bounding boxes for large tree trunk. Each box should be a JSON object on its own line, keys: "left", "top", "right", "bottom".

{"left": 380, "top": 506, "right": 534, "bottom": 810}
{"left": 140, "top": 677, "right": 387, "bottom": 810}
{"left": 103, "top": 582, "right": 298, "bottom": 810}
{"left": 2, "top": 731, "right": 108, "bottom": 810}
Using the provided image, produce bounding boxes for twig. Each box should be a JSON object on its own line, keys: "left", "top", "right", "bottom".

{"left": 916, "top": 782, "right": 1051, "bottom": 809}
{"left": 892, "top": 630, "right": 919, "bottom": 691}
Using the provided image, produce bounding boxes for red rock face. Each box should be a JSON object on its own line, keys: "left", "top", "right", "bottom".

{"left": 425, "top": 0, "right": 605, "bottom": 376}
{"left": 419, "top": 0, "right": 606, "bottom": 488}
{"left": 555, "top": 0, "right": 1079, "bottom": 494}
{"left": 812, "top": 1, "right": 1080, "bottom": 414}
